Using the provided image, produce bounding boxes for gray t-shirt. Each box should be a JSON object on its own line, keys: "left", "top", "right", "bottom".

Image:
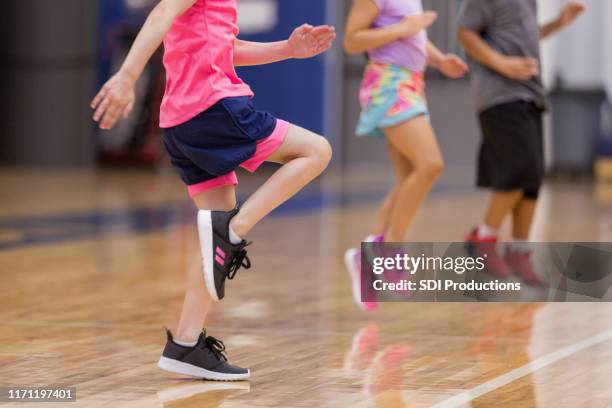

{"left": 457, "top": 0, "right": 548, "bottom": 112}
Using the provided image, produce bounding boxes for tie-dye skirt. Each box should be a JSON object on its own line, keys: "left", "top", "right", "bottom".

{"left": 356, "top": 61, "right": 429, "bottom": 138}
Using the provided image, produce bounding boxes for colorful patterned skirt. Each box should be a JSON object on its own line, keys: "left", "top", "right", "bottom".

{"left": 356, "top": 61, "right": 429, "bottom": 138}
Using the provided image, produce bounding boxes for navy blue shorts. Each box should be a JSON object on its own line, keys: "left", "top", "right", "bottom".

{"left": 162, "top": 97, "right": 289, "bottom": 197}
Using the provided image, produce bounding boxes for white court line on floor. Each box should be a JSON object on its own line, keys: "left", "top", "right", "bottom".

{"left": 431, "top": 328, "right": 612, "bottom": 408}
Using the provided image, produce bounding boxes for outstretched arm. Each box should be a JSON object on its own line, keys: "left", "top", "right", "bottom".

{"left": 234, "top": 24, "right": 336, "bottom": 67}
{"left": 426, "top": 41, "right": 468, "bottom": 78}
{"left": 92, "top": 0, "right": 197, "bottom": 130}
{"left": 540, "top": 2, "right": 585, "bottom": 40}
{"left": 344, "top": 0, "right": 437, "bottom": 54}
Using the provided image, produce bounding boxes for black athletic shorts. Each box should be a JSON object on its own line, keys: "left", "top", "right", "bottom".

{"left": 477, "top": 101, "right": 544, "bottom": 193}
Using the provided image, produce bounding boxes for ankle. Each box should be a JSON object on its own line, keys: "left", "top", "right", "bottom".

{"left": 174, "top": 331, "right": 199, "bottom": 345}
{"left": 478, "top": 223, "right": 499, "bottom": 238}
{"left": 229, "top": 216, "right": 249, "bottom": 239}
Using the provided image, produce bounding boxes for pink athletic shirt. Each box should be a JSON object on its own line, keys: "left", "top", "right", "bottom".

{"left": 159, "top": 0, "right": 254, "bottom": 128}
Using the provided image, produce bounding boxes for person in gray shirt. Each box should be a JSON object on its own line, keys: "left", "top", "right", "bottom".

{"left": 457, "top": 0, "right": 585, "bottom": 284}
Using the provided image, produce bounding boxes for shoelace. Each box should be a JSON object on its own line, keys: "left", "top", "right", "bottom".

{"left": 227, "top": 242, "right": 252, "bottom": 280}
{"left": 201, "top": 335, "right": 228, "bottom": 362}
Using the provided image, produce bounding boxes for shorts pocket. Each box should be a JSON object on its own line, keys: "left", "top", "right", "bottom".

{"left": 220, "top": 96, "right": 261, "bottom": 141}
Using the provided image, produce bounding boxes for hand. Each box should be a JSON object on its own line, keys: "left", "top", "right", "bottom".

{"left": 91, "top": 71, "right": 136, "bottom": 130}
{"left": 437, "top": 54, "right": 469, "bottom": 79}
{"left": 558, "top": 2, "right": 586, "bottom": 28}
{"left": 397, "top": 11, "right": 438, "bottom": 38}
{"left": 498, "top": 56, "right": 539, "bottom": 81}
{"left": 287, "top": 24, "right": 336, "bottom": 59}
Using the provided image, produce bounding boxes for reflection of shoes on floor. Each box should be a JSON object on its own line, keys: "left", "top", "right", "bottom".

{"left": 465, "top": 227, "right": 512, "bottom": 278}
{"left": 367, "top": 344, "right": 410, "bottom": 396}
{"left": 343, "top": 324, "right": 380, "bottom": 375}
{"left": 157, "top": 381, "right": 250, "bottom": 408}
{"left": 505, "top": 248, "right": 546, "bottom": 287}
{"left": 345, "top": 248, "right": 378, "bottom": 311}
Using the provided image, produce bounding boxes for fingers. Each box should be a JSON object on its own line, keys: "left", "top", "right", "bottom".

{"left": 304, "top": 25, "right": 336, "bottom": 53}
{"left": 450, "top": 55, "right": 469, "bottom": 71}
{"left": 422, "top": 10, "right": 438, "bottom": 25}
{"left": 100, "top": 104, "right": 122, "bottom": 130}
{"left": 123, "top": 101, "right": 134, "bottom": 119}
{"left": 568, "top": 1, "right": 586, "bottom": 12}
{"left": 296, "top": 23, "right": 314, "bottom": 37}
{"left": 91, "top": 86, "right": 108, "bottom": 110}
{"left": 93, "top": 94, "right": 112, "bottom": 123}
{"left": 310, "top": 25, "right": 335, "bottom": 36}
{"left": 522, "top": 58, "right": 539, "bottom": 75}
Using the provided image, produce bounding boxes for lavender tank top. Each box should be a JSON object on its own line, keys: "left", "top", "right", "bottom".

{"left": 368, "top": 0, "right": 428, "bottom": 72}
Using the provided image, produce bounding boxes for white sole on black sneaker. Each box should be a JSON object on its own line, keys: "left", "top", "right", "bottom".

{"left": 157, "top": 356, "right": 250, "bottom": 381}
{"left": 344, "top": 248, "right": 365, "bottom": 311}
{"left": 197, "top": 210, "right": 219, "bottom": 302}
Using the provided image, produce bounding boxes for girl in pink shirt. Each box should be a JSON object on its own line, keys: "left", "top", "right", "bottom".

{"left": 92, "top": 0, "right": 335, "bottom": 380}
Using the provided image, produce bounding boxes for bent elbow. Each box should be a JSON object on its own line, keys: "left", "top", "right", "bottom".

{"left": 343, "top": 38, "right": 361, "bottom": 55}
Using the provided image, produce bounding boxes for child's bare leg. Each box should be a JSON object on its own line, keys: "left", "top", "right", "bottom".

{"left": 373, "top": 142, "right": 413, "bottom": 236}
{"left": 383, "top": 116, "right": 444, "bottom": 242}
{"left": 229, "top": 124, "right": 332, "bottom": 237}
{"left": 484, "top": 190, "right": 524, "bottom": 231}
{"left": 512, "top": 198, "right": 537, "bottom": 240}
{"left": 175, "top": 185, "right": 237, "bottom": 343}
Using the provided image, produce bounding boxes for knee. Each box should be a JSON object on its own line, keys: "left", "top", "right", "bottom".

{"left": 307, "top": 136, "right": 333, "bottom": 173}
{"left": 415, "top": 157, "right": 444, "bottom": 182}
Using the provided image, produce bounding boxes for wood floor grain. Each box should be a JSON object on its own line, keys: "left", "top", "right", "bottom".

{"left": 1, "top": 168, "right": 611, "bottom": 407}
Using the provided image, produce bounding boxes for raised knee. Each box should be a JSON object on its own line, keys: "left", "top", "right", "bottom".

{"left": 309, "top": 136, "right": 333, "bottom": 172}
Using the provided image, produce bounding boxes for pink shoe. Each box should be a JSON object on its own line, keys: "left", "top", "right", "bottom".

{"left": 465, "top": 227, "right": 512, "bottom": 278}
{"left": 345, "top": 248, "right": 378, "bottom": 311}
{"left": 505, "top": 248, "right": 546, "bottom": 287}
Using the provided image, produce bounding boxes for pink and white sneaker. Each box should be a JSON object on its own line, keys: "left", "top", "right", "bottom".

{"left": 345, "top": 248, "right": 379, "bottom": 311}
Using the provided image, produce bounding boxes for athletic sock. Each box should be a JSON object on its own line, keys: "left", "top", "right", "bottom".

{"left": 229, "top": 224, "right": 243, "bottom": 245}
{"left": 509, "top": 239, "right": 531, "bottom": 252}
{"left": 478, "top": 224, "right": 498, "bottom": 239}
{"left": 173, "top": 338, "right": 197, "bottom": 347}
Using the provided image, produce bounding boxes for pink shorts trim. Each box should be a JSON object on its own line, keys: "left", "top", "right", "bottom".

{"left": 241, "top": 119, "right": 290, "bottom": 172}
{"left": 185, "top": 119, "right": 290, "bottom": 198}
{"left": 187, "top": 172, "right": 238, "bottom": 198}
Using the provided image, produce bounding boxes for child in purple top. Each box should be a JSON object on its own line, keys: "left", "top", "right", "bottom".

{"left": 343, "top": 0, "right": 468, "bottom": 311}
{"left": 368, "top": 0, "right": 427, "bottom": 72}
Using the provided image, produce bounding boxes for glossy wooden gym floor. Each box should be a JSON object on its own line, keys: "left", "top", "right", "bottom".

{"left": 1, "top": 167, "right": 612, "bottom": 407}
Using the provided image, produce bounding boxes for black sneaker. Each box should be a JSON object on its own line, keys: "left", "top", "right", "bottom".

{"left": 197, "top": 207, "right": 252, "bottom": 301}
{"left": 157, "top": 328, "right": 250, "bottom": 381}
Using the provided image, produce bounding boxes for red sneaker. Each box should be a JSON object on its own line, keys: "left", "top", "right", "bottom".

{"left": 505, "top": 248, "right": 546, "bottom": 287}
{"left": 465, "top": 227, "right": 512, "bottom": 278}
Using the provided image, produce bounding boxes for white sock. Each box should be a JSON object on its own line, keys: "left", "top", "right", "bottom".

{"left": 173, "top": 338, "right": 197, "bottom": 347}
{"left": 509, "top": 239, "right": 531, "bottom": 252}
{"left": 478, "top": 224, "right": 498, "bottom": 238}
{"left": 229, "top": 224, "right": 243, "bottom": 244}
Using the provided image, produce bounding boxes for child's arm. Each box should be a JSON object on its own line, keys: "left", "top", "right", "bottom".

{"left": 458, "top": 28, "right": 539, "bottom": 81}
{"left": 234, "top": 24, "right": 336, "bottom": 67}
{"left": 426, "top": 41, "right": 468, "bottom": 78}
{"left": 344, "top": 0, "right": 437, "bottom": 54}
{"left": 540, "top": 2, "right": 585, "bottom": 40}
{"left": 92, "top": 0, "right": 197, "bottom": 130}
